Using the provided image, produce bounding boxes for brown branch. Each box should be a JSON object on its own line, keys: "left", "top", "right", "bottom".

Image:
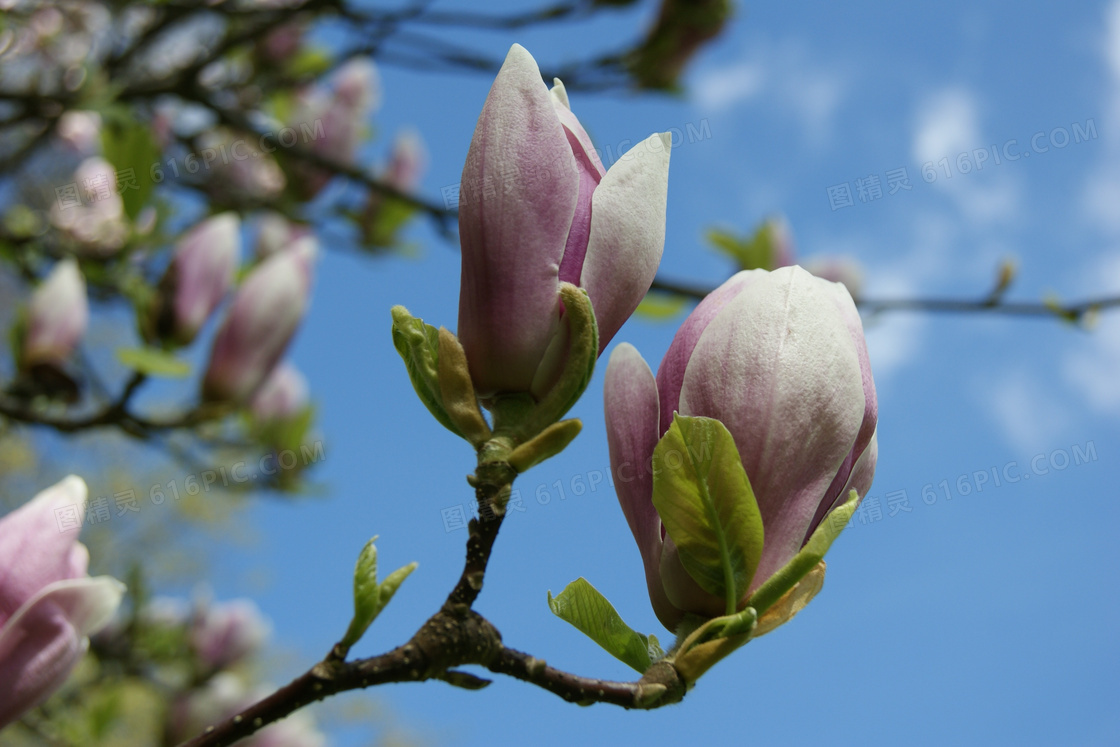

{"left": 649, "top": 276, "right": 1120, "bottom": 322}
{"left": 0, "top": 373, "right": 228, "bottom": 437}
{"left": 177, "top": 435, "right": 688, "bottom": 747}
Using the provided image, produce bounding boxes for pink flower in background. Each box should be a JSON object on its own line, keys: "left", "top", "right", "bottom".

{"left": 254, "top": 213, "right": 312, "bottom": 260}
{"left": 49, "top": 158, "right": 128, "bottom": 256}
{"left": 56, "top": 110, "right": 102, "bottom": 154}
{"left": 383, "top": 129, "right": 426, "bottom": 193}
{"left": 250, "top": 362, "right": 309, "bottom": 423}
{"left": 202, "top": 238, "right": 316, "bottom": 402}
{"left": 23, "top": 258, "right": 88, "bottom": 369}
{"left": 0, "top": 476, "right": 125, "bottom": 728}
{"left": 156, "top": 212, "right": 241, "bottom": 345}
{"left": 604, "top": 267, "right": 877, "bottom": 629}
{"left": 801, "top": 256, "right": 864, "bottom": 301}
{"left": 457, "top": 44, "right": 672, "bottom": 398}
{"left": 190, "top": 598, "right": 271, "bottom": 669}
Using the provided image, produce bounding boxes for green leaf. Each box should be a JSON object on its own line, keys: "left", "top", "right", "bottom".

{"left": 343, "top": 536, "right": 380, "bottom": 647}
{"left": 748, "top": 489, "right": 860, "bottom": 616}
{"left": 705, "top": 222, "right": 776, "bottom": 272}
{"left": 117, "top": 347, "right": 190, "bottom": 378}
{"left": 652, "top": 414, "right": 764, "bottom": 614}
{"left": 285, "top": 47, "right": 334, "bottom": 78}
{"left": 521, "top": 283, "right": 598, "bottom": 437}
{"left": 635, "top": 292, "right": 688, "bottom": 320}
{"left": 100, "top": 119, "right": 159, "bottom": 221}
{"left": 507, "top": 418, "right": 581, "bottom": 473}
{"left": 341, "top": 537, "right": 418, "bottom": 650}
{"left": 548, "top": 578, "right": 663, "bottom": 673}
{"left": 363, "top": 198, "right": 417, "bottom": 249}
{"left": 390, "top": 306, "right": 462, "bottom": 438}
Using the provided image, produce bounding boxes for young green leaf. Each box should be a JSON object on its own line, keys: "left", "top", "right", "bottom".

{"left": 507, "top": 418, "right": 582, "bottom": 473}
{"left": 634, "top": 292, "right": 688, "bottom": 320}
{"left": 340, "top": 537, "right": 380, "bottom": 650}
{"left": 378, "top": 562, "right": 418, "bottom": 612}
{"left": 390, "top": 306, "right": 462, "bottom": 438}
{"left": 547, "top": 577, "right": 662, "bottom": 673}
{"left": 339, "top": 535, "right": 417, "bottom": 651}
{"left": 117, "top": 347, "right": 190, "bottom": 378}
{"left": 99, "top": 119, "right": 159, "bottom": 221}
{"left": 652, "top": 414, "right": 764, "bottom": 615}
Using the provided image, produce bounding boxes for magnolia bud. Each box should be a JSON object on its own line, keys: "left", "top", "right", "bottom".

{"left": 189, "top": 598, "right": 271, "bottom": 669}
{"left": 23, "top": 258, "right": 88, "bottom": 368}
{"left": 147, "top": 213, "right": 240, "bottom": 345}
{"left": 457, "top": 44, "right": 671, "bottom": 399}
{"left": 605, "top": 267, "right": 877, "bottom": 630}
{"left": 202, "top": 238, "right": 316, "bottom": 402}
{"left": 250, "top": 362, "right": 309, "bottom": 423}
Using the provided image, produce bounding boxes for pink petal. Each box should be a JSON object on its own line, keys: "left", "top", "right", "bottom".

{"left": 202, "top": 240, "right": 315, "bottom": 402}
{"left": 655, "top": 270, "right": 761, "bottom": 436}
{"left": 457, "top": 44, "right": 580, "bottom": 395}
{"left": 23, "top": 259, "right": 88, "bottom": 367}
{"left": 0, "top": 476, "right": 88, "bottom": 623}
{"left": 579, "top": 133, "right": 672, "bottom": 355}
{"left": 604, "top": 344, "right": 680, "bottom": 629}
{"left": 173, "top": 212, "right": 240, "bottom": 343}
{"left": 0, "top": 576, "right": 124, "bottom": 728}
{"left": 808, "top": 430, "right": 878, "bottom": 542}
{"left": 806, "top": 280, "right": 879, "bottom": 534}
{"left": 549, "top": 78, "right": 606, "bottom": 287}
{"left": 658, "top": 535, "right": 724, "bottom": 619}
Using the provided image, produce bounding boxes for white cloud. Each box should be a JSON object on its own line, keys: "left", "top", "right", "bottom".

{"left": 693, "top": 62, "right": 764, "bottom": 111}
{"left": 984, "top": 369, "right": 1073, "bottom": 453}
{"left": 911, "top": 88, "right": 1021, "bottom": 227}
{"left": 1064, "top": 317, "right": 1120, "bottom": 414}
{"left": 690, "top": 41, "right": 847, "bottom": 146}
{"left": 912, "top": 88, "right": 981, "bottom": 166}
{"left": 1080, "top": 1, "right": 1120, "bottom": 231}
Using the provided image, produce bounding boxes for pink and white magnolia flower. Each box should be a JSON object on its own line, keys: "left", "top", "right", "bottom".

{"left": 0, "top": 476, "right": 125, "bottom": 728}
{"left": 457, "top": 44, "right": 671, "bottom": 398}
{"left": 604, "top": 266, "right": 878, "bottom": 630}
{"left": 161, "top": 212, "right": 241, "bottom": 344}
{"left": 255, "top": 213, "right": 311, "bottom": 260}
{"left": 56, "top": 110, "right": 102, "bottom": 154}
{"left": 23, "top": 258, "right": 88, "bottom": 369}
{"left": 202, "top": 238, "right": 316, "bottom": 402}
{"left": 49, "top": 157, "right": 129, "bottom": 256}
{"left": 189, "top": 597, "right": 271, "bottom": 669}
{"left": 250, "top": 362, "right": 309, "bottom": 423}
{"left": 801, "top": 256, "right": 864, "bottom": 301}
{"left": 383, "top": 129, "right": 426, "bottom": 193}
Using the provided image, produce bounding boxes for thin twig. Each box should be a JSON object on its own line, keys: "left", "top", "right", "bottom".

{"left": 649, "top": 277, "right": 1120, "bottom": 323}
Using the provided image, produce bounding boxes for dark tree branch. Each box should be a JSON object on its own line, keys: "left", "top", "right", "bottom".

{"left": 649, "top": 276, "right": 1120, "bottom": 323}
{"left": 176, "top": 434, "right": 688, "bottom": 747}
{"left": 0, "top": 372, "right": 228, "bottom": 438}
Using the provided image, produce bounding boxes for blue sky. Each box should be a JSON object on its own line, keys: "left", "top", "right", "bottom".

{"left": 181, "top": 2, "right": 1120, "bottom": 745}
